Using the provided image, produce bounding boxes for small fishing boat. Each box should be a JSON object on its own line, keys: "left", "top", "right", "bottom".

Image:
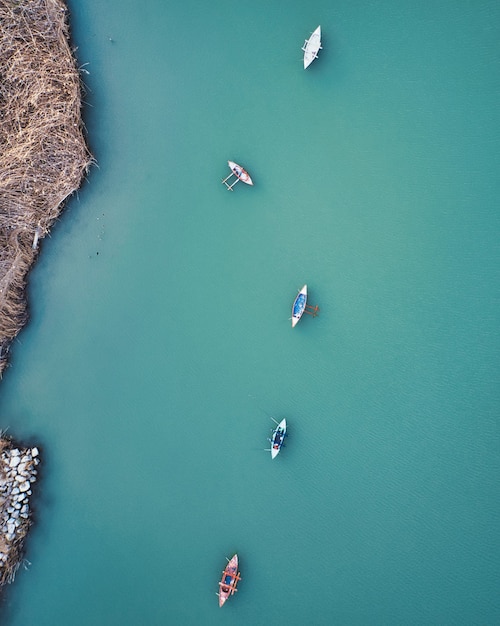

{"left": 222, "top": 161, "right": 254, "bottom": 191}
{"left": 270, "top": 418, "right": 287, "bottom": 459}
{"left": 217, "top": 554, "right": 241, "bottom": 607}
{"left": 302, "top": 26, "right": 322, "bottom": 69}
{"left": 291, "top": 284, "right": 307, "bottom": 327}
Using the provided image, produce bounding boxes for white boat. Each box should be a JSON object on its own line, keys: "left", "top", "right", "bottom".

{"left": 270, "top": 418, "right": 287, "bottom": 459}
{"left": 302, "top": 26, "right": 322, "bottom": 69}
{"left": 291, "top": 285, "right": 307, "bottom": 327}
{"left": 222, "top": 161, "right": 254, "bottom": 190}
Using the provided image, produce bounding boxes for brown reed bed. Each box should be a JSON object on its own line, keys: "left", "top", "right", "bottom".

{"left": 0, "top": 0, "right": 93, "bottom": 376}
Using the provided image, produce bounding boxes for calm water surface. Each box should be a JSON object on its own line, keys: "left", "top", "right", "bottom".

{"left": 1, "top": 1, "right": 499, "bottom": 624}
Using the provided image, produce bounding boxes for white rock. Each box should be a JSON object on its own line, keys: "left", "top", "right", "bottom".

{"left": 31, "top": 448, "right": 39, "bottom": 457}
{"left": 17, "top": 463, "right": 27, "bottom": 474}
{"left": 7, "top": 523, "right": 15, "bottom": 535}
{"left": 19, "top": 481, "right": 30, "bottom": 493}
{"left": 11, "top": 486, "right": 19, "bottom": 495}
{"left": 9, "top": 456, "right": 20, "bottom": 468}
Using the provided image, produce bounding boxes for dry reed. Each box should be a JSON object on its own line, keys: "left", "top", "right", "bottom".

{"left": 0, "top": 0, "right": 93, "bottom": 375}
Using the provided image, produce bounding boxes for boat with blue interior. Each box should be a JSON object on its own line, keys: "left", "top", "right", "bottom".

{"left": 292, "top": 284, "right": 307, "bottom": 327}
{"left": 217, "top": 554, "right": 241, "bottom": 607}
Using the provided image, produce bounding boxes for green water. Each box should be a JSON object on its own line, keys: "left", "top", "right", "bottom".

{"left": 1, "top": 1, "right": 499, "bottom": 624}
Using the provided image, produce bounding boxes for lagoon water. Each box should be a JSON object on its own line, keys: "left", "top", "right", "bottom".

{"left": 1, "top": 1, "right": 500, "bottom": 624}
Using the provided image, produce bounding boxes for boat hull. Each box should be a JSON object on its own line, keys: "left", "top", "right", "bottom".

{"left": 303, "top": 26, "right": 322, "bottom": 69}
{"left": 218, "top": 554, "right": 240, "bottom": 607}
{"left": 292, "top": 284, "right": 307, "bottom": 327}
{"left": 228, "top": 160, "right": 254, "bottom": 186}
{"left": 271, "top": 418, "right": 287, "bottom": 459}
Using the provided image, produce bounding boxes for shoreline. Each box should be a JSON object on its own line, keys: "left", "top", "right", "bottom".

{"left": 0, "top": 0, "right": 92, "bottom": 585}
{"left": 0, "top": 0, "right": 92, "bottom": 377}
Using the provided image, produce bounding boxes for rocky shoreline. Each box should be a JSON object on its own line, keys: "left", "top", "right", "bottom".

{"left": 0, "top": 436, "right": 40, "bottom": 585}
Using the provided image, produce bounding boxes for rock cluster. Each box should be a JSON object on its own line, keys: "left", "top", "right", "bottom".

{"left": 0, "top": 443, "right": 40, "bottom": 585}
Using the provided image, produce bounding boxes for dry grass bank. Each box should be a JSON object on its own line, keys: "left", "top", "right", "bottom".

{"left": 0, "top": 0, "right": 93, "bottom": 375}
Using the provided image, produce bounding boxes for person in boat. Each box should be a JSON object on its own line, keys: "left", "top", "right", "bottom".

{"left": 274, "top": 428, "right": 283, "bottom": 446}
{"left": 221, "top": 572, "right": 234, "bottom": 594}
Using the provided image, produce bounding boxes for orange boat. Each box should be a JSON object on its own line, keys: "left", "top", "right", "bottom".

{"left": 217, "top": 554, "right": 241, "bottom": 607}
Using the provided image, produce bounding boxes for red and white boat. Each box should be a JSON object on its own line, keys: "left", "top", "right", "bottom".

{"left": 222, "top": 161, "right": 254, "bottom": 191}
{"left": 217, "top": 554, "right": 241, "bottom": 607}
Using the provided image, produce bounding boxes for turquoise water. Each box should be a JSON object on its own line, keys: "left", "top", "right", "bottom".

{"left": 1, "top": 1, "right": 499, "bottom": 624}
